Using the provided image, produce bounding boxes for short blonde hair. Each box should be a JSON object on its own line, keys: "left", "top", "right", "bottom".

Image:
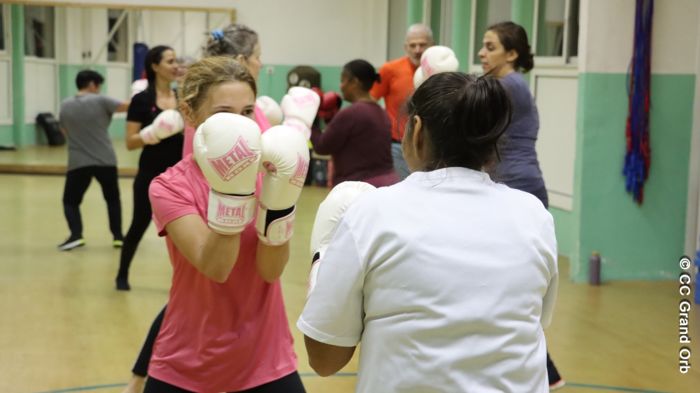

{"left": 179, "top": 56, "right": 257, "bottom": 114}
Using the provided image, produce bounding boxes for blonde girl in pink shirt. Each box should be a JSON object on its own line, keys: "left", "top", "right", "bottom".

{"left": 138, "top": 56, "right": 305, "bottom": 393}
{"left": 122, "top": 24, "right": 295, "bottom": 393}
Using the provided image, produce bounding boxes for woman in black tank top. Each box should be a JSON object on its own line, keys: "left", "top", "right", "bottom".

{"left": 116, "top": 45, "right": 184, "bottom": 291}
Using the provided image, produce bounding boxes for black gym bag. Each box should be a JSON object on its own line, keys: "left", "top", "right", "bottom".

{"left": 36, "top": 112, "right": 65, "bottom": 146}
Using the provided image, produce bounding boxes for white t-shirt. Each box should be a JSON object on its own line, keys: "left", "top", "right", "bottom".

{"left": 298, "top": 167, "right": 558, "bottom": 393}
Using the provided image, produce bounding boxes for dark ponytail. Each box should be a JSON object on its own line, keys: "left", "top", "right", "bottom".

{"left": 405, "top": 72, "right": 512, "bottom": 170}
{"left": 343, "top": 59, "right": 380, "bottom": 91}
{"left": 487, "top": 21, "right": 534, "bottom": 73}
{"left": 144, "top": 45, "right": 174, "bottom": 90}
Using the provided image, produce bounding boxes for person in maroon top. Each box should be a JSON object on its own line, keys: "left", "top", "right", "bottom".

{"left": 310, "top": 59, "right": 399, "bottom": 188}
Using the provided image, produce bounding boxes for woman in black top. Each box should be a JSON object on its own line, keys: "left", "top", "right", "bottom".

{"left": 116, "top": 45, "right": 183, "bottom": 290}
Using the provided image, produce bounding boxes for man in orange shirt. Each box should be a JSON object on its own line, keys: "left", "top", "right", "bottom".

{"left": 370, "top": 24, "right": 433, "bottom": 180}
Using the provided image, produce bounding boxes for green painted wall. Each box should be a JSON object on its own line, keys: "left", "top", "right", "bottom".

{"left": 512, "top": 0, "right": 535, "bottom": 40}
{"left": 472, "top": 0, "right": 489, "bottom": 64}
{"left": 257, "top": 64, "right": 343, "bottom": 103}
{"left": 11, "top": 4, "right": 25, "bottom": 147}
{"left": 430, "top": 0, "right": 442, "bottom": 44}
{"left": 574, "top": 73, "right": 695, "bottom": 282}
{"left": 0, "top": 125, "right": 14, "bottom": 146}
{"left": 451, "top": 0, "right": 472, "bottom": 73}
{"left": 550, "top": 207, "right": 576, "bottom": 263}
{"left": 407, "top": 0, "right": 424, "bottom": 25}
{"left": 107, "top": 118, "right": 126, "bottom": 139}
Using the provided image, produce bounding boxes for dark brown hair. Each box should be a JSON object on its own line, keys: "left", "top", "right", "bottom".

{"left": 487, "top": 21, "right": 534, "bottom": 73}
{"left": 343, "top": 59, "right": 380, "bottom": 92}
{"left": 405, "top": 72, "right": 512, "bottom": 170}
{"left": 144, "top": 45, "right": 174, "bottom": 88}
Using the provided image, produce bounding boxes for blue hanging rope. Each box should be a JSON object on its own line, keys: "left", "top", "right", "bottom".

{"left": 623, "top": 0, "right": 654, "bottom": 204}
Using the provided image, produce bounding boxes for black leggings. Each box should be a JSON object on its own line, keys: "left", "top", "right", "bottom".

{"left": 133, "top": 306, "right": 166, "bottom": 377}
{"left": 144, "top": 371, "right": 305, "bottom": 393}
{"left": 62, "top": 166, "right": 122, "bottom": 239}
{"left": 117, "top": 170, "right": 158, "bottom": 281}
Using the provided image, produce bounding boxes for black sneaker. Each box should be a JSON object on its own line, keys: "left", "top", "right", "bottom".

{"left": 115, "top": 276, "right": 130, "bottom": 291}
{"left": 57, "top": 237, "right": 85, "bottom": 251}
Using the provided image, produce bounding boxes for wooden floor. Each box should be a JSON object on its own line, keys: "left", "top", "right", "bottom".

{"left": 0, "top": 144, "right": 698, "bottom": 393}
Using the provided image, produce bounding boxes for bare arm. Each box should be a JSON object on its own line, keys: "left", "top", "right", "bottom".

{"left": 125, "top": 121, "right": 146, "bottom": 150}
{"left": 115, "top": 100, "right": 130, "bottom": 113}
{"left": 255, "top": 242, "right": 290, "bottom": 282}
{"left": 304, "top": 335, "right": 356, "bottom": 377}
{"left": 165, "top": 214, "right": 241, "bottom": 283}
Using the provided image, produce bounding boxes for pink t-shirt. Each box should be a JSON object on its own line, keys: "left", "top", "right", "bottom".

{"left": 147, "top": 156, "right": 297, "bottom": 392}
{"left": 182, "top": 105, "right": 272, "bottom": 156}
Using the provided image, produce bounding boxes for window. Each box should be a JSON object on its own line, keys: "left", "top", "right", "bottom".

{"left": 24, "top": 6, "right": 55, "bottom": 58}
{"left": 108, "top": 9, "right": 129, "bottom": 62}
{"left": 472, "top": 0, "right": 512, "bottom": 64}
{"left": 535, "top": 0, "right": 579, "bottom": 59}
{"left": 0, "top": 6, "right": 5, "bottom": 51}
{"left": 566, "top": 0, "right": 580, "bottom": 58}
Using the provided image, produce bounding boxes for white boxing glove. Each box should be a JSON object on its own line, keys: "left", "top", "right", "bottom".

{"left": 256, "top": 96, "right": 283, "bottom": 126}
{"left": 307, "top": 181, "right": 376, "bottom": 297}
{"left": 255, "top": 125, "right": 310, "bottom": 245}
{"left": 413, "top": 45, "right": 460, "bottom": 88}
{"left": 131, "top": 78, "right": 148, "bottom": 97}
{"left": 193, "top": 113, "right": 262, "bottom": 235}
{"left": 139, "top": 109, "right": 185, "bottom": 145}
{"left": 280, "top": 87, "right": 321, "bottom": 140}
{"left": 413, "top": 67, "right": 425, "bottom": 89}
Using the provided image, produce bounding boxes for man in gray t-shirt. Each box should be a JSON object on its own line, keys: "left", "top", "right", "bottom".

{"left": 57, "top": 70, "right": 129, "bottom": 251}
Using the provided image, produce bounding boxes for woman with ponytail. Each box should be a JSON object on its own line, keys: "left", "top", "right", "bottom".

{"left": 117, "top": 45, "right": 184, "bottom": 291}
{"left": 299, "top": 72, "right": 558, "bottom": 392}
{"left": 310, "top": 59, "right": 399, "bottom": 187}
{"left": 478, "top": 21, "right": 565, "bottom": 390}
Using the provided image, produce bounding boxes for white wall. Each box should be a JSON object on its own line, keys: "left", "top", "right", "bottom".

{"left": 0, "top": 4, "right": 11, "bottom": 126}
{"left": 182, "top": 11, "right": 208, "bottom": 59}
{"left": 57, "top": 7, "right": 82, "bottom": 63}
{"left": 0, "top": 58, "right": 11, "bottom": 124}
{"left": 230, "top": 0, "right": 388, "bottom": 67}
{"left": 24, "top": 59, "right": 58, "bottom": 122}
{"left": 534, "top": 71, "right": 578, "bottom": 211}
{"left": 85, "top": 0, "right": 391, "bottom": 67}
{"left": 22, "top": 0, "right": 235, "bottom": 11}
{"left": 580, "top": 0, "right": 700, "bottom": 74}
{"left": 37, "top": 0, "right": 389, "bottom": 67}
{"left": 105, "top": 65, "right": 130, "bottom": 101}
{"left": 387, "top": 0, "right": 408, "bottom": 60}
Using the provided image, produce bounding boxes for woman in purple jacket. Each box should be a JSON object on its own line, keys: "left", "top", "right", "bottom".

{"left": 478, "top": 21, "right": 565, "bottom": 390}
